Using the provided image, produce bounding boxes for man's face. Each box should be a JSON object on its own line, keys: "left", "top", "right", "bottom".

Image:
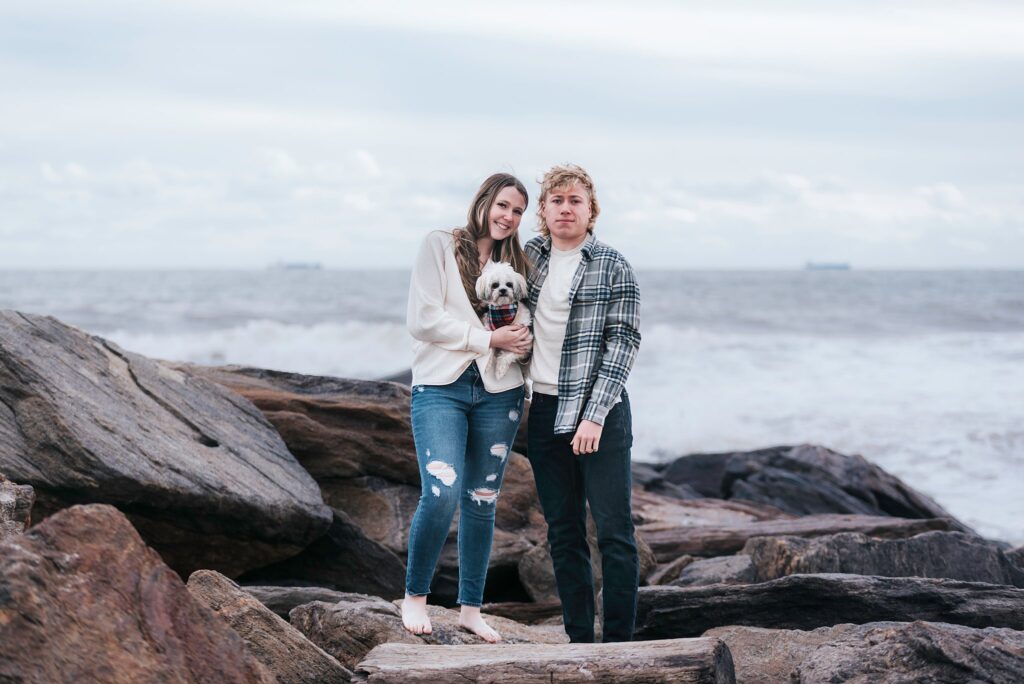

{"left": 541, "top": 183, "right": 592, "bottom": 248}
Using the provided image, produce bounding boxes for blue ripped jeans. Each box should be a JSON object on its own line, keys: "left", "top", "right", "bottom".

{"left": 406, "top": 363, "right": 525, "bottom": 606}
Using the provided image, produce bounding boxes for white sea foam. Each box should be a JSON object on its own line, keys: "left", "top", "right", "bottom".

{"left": 107, "top": 319, "right": 412, "bottom": 380}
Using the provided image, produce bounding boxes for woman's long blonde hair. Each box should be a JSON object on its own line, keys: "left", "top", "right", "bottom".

{"left": 452, "top": 173, "right": 530, "bottom": 313}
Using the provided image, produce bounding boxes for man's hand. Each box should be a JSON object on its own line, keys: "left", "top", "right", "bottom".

{"left": 571, "top": 420, "right": 604, "bottom": 455}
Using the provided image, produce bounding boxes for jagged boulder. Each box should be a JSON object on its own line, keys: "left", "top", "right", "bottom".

{"left": 654, "top": 444, "right": 971, "bottom": 531}
{"left": 0, "top": 472, "right": 34, "bottom": 539}
{"left": 0, "top": 312, "right": 332, "bottom": 577}
{"left": 0, "top": 504, "right": 274, "bottom": 683}
{"left": 708, "top": 622, "right": 1024, "bottom": 684}
{"left": 745, "top": 530, "right": 1024, "bottom": 586}
{"left": 187, "top": 570, "right": 352, "bottom": 683}
{"left": 670, "top": 555, "right": 756, "bottom": 587}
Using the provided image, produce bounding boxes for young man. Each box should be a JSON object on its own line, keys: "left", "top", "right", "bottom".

{"left": 524, "top": 164, "right": 641, "bottom": 643}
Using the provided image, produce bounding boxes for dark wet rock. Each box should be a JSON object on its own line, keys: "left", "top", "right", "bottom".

{"left": 0, "top": 472, "right": 34, "bottom": 539}
{"left": 238, "top": 507, "right": 406, "bottom": 599}
{"left": 746, "top": 530, "right": 1024, "bottom": 586}
{"left": 241, "top": 585, "right": 375, "bottom": 620}
{"left": 479, "top": 600, "right": 564, "bottom": 625}
{"left": 670, "top": 554, "right": 755, "bottom": 587}
{"left": 1007, "top": 545, "right": 1024, "bottom": 571}
{"left": 187, "top": 569, "right": 353, "bottom": 683}
{"left": 357, "top": 637, "right": 736, "bottom": 683}
{"left": 632, "top": 461, "right": 703, "bottom": 500}
{"left": 635, "top": 573, "right": 1024, "bottom": 639}
{"left": 0, "top": 504, "right": 275, "bottom": 683}
{"left": 0, "top": 313, "right": 332, "bottom": 577}
{"left": 290, "top": 597, "right": 567, "bottom": 670}
{"left": 647, "top": 554, "right": 698, "bottom": 586}
{"left": 707, "top": 621, "right": 1024, "bottom": 684}
{"left": 654, "top": 444, "right": 972, "bottom": 532}
{"left": 640, "top": 512, "right": 950, "bottom": 562}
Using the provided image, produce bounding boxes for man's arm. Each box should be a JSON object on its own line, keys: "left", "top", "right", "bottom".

{"left": 579, "top": 259, "right": 641, "bottom": 426}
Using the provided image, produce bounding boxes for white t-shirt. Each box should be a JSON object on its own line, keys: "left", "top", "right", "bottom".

{"left": 530, "top": 242, "right": 583, "bottom": 395}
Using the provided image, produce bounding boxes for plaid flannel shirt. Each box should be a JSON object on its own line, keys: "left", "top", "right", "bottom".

{"left": 525, "top": 233, "right": 641, "bottom": 434}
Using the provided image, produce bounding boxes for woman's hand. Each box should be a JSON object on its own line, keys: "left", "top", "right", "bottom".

{"left": 490, "top": 324, "right": 532, "bottom": 355}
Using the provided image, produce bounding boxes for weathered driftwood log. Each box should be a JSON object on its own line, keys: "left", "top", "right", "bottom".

{"left": 655, "top": 444, "right": 972, "bottom": 532}
{"left": 708, "top": 621, "right": 1024, "bottom": 684}
{"left": 634, "top": 573, "right": 1024, "bottom": 639}
{"left": 0, "top": 504, "right": 274, "bottom": 683}
{"left": 241, "top": 584, "right": 376, "bottom": 620}
{"left": 187, "top": 570, "right": 353, "bottom": 684}
{"left": 745, "top": 530, "right": 1024, "bottom": 586}
{"left": 356, "top": 638, "right": 736, "bottom": 683}
{"left": 290, "top": 597, "right": 567, "bottom": 670}
{"left": 639, "top": 513, "right": 951, "bottom": 561}
{"left": 0, "top": 472, "right": 34, "bottom": 539}
{"left": 238, "top": 508, "right": 406, "bottom": 599}
{"left": 0, "top": 312, "right": 331, "bottom": 577}
{"left": 647, "top": 554, "right": 698, "bottom": 586}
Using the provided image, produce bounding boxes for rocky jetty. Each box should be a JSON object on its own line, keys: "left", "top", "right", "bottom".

{"left": 3, "top": 315, "right": 1023, "bottom": 681}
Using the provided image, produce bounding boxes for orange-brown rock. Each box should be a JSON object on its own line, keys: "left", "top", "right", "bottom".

{"left": 0, "top": 504, "right": 274, "bottom": 684}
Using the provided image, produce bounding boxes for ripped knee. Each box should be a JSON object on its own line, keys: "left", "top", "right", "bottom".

{"left": 468, "top": 487, "right": 499, "bottom": 505}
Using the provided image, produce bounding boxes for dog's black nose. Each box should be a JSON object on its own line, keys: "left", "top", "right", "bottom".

{"left": 498, "top": 288, "right": 507, "bottom": 295}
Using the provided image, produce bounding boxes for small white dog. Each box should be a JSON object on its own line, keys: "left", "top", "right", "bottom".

{"left": 475, "top": 261, "right": 532, "bottom": 379}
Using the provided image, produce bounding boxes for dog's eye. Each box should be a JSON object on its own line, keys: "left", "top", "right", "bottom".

{"left": 506, "top": 282, "right": 513, "bottom": 288}
{"left": 491, "top": 283, "right": 499, "bottom": 289}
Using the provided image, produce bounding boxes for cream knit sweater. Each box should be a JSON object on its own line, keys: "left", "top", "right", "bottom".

{"left": 406, "top": 230, "right": 525, "bottom": 392}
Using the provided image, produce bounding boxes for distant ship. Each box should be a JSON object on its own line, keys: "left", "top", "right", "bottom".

{"left": 268, "top": 261, "right": 323, "bottom": 271}
{"left": 804, "top": 262, "right": 851, "bottom": 271}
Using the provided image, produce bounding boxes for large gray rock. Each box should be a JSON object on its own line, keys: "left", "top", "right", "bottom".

{"left": 238, "top": 507, "right": 407, "bottom": 599}
{"left": 0, "top": 504, "right": 275, "bottom": 684}
{"left": 187, "top": 570, "right": 352, "bottom": 683}
{"left": 656, "top": 444, "right": 972, "bottom": 532}
{"left": 290, "top": 597, "right": 567, "bottom": 670}
{"left": 746, "top": 531, "right": 1024, "bottom": 586}
{"left": 0, "top": 312, "right": 332, "bottom": 577}
{"left": 0, "top": 472, "right": 34, "bottom": 539}
{"left": 634, "top": 573, "right": 1024, "bottom": 639}
{"left": 707, "top": 621, "right": 1024, "bottom": 684}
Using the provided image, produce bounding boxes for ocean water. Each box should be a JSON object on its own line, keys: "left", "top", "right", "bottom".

{"left": 1, "top": 269, "right": 1021, "bottom": 545}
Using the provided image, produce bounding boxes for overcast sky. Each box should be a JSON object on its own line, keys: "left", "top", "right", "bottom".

{"left": 2, "top": 0, "right": 1023, "bottom": 269}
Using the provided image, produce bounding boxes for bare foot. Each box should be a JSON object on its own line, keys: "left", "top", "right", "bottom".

{"left": 458, "top": 605, "right": 502, "bottom": 643}
{"left": 401, "top": 594, "right": 432, "bottom": 636}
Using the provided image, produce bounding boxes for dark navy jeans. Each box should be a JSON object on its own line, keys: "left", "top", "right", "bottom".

{"left": 527, "top": 391, "right": 639, "bottom": 642}
{"left": 406, "top": 363, "right": 525, "bottom": 606}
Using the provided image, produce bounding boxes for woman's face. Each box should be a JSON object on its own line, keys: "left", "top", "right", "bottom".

{"left": 487, "top": 186, "right": 527, "bottom": 242}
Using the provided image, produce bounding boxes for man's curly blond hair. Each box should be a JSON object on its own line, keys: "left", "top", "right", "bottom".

{"left": 537, "top": 164, "right": 600, "bottom": 238}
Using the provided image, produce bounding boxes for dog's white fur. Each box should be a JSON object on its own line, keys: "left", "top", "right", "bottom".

{"left": 475, "top": 261, "right": 532, "bottom": 379}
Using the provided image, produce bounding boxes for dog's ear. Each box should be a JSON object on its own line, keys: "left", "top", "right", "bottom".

{"left": 512, "top": 272, "right": 528, "bottom": 300}
{"left": 475, "top": 268, "right": 490, "bottom": 301}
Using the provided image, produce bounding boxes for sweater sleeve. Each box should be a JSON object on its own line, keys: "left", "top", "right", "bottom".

{"left": 406, "top": 232, "right": 492, "bottom": 355}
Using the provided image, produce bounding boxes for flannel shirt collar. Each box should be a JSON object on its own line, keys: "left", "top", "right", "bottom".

{"left": 536, "top": 232, "right": 597, "bottom": 261}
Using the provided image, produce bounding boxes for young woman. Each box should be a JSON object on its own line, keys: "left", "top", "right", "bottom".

{"left": 403, "top": 173, "right": 533, "bottom": 642}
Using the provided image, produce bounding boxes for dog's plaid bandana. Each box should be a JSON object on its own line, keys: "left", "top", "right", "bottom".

{"left": 484, "top": 303, "right": 518, "bottom": 330}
